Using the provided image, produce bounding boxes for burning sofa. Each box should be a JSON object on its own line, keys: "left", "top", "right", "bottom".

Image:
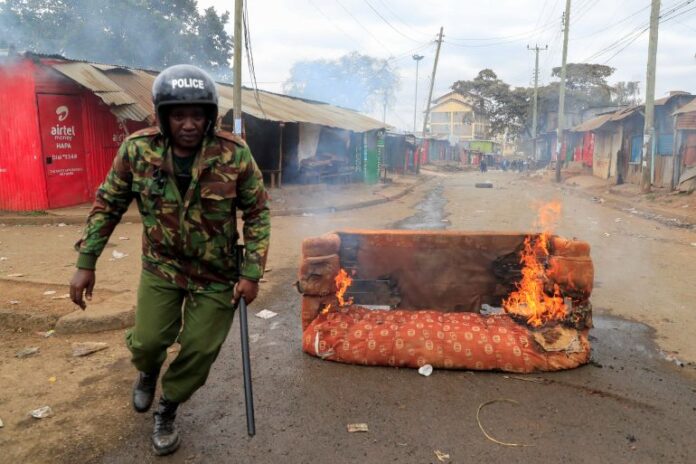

{"left": 299, "top": 229, "right": 594, "bottom": 373}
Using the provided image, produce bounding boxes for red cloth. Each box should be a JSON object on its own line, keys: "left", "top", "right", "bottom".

{"left": 303, "top": 307, "right": 590, "bottom": 373}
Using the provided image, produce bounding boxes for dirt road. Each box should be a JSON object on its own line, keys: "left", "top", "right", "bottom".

{"left": 2, "top": 170, "right": 696, "bottom": 463}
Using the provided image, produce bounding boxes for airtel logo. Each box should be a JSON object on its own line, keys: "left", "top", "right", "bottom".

{"left": 56, "top": 106, "right": 69, "bottom": 122}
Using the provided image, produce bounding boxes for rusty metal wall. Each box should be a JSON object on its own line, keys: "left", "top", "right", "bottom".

{"left": 81, "top": 91, "right": 147, "bottom": 198}
{"left": 0, "top": 60, "right": 47, "bottom": 211}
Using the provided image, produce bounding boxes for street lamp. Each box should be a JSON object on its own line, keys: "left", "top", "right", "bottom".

{"left": 412, "top": 54, "right": 424, "bottom": 134}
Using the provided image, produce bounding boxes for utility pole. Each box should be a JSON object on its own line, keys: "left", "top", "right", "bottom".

{"left": 233, "top": 0, "right": 243, "bottom": 135}
{"left": 641, "top": 0, "right": 661, "bottom": 193}
{"left": 528, "top": 44, "right": 547, "bottom": 162}
{"left": 412, "top": 54, "right": 424, "bottom": 133}
{"left": 419, "top": 26, "right": 444, "bottom": 174}
{"left": 555, "top": 0, "right": 571, "bottom": 183}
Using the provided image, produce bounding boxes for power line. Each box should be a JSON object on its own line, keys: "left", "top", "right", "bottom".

{"left": 570, "top": 2, "right": 651, "bottom": 40}
{"left": 334, "top": 0, "right": 393, "bottom": 54}
{"left": 242, "top": 0, "right": 266, "bottom": 118}
{"left": 603, "top": 2, "right": 696, "bottom": 63}
{"left": 307, "top": 0, "right": 363, "bottom": 43}
{"left": 571, "top": 0, "right": 601, "bottom": 24}
{"left": 362, "top": 0, "right": 421, "bottom": 43}
{"left": 583, "top": 0, "right": 694, "bottom": 62}
{"left": 387, "top": 40, "right": 435, "bottom": 62}
{"left": 374, "top": 0, "right": 434, "bottom": 39}
{"left": 444, "top": 7, "right": 567, "bottom": 43}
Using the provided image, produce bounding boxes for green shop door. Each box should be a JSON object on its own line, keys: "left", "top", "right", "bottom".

{"left": 363, "top": 131, "right": 382, "bottom": 184}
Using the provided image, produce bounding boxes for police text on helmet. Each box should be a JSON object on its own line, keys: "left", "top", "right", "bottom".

{"left": 171, "top": 78, "right": 206, "bottom": 90}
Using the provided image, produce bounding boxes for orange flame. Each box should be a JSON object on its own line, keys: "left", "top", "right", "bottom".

{"left": 321, "top": 268, "right": 354, "bottom": 315}
{"left": 335, "top": 268, "right": 354, "bottom": 306}
{"left": 503, "top": 201, "right": 567, "bottom": 327}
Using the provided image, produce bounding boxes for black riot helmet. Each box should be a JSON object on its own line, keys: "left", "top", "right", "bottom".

{"left": 152, "top": 64, "right": 219, "bottom": 136}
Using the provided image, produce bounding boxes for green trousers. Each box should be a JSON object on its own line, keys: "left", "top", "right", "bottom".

{"left": 126, "top": 270, "right": 236, "bottom": 403}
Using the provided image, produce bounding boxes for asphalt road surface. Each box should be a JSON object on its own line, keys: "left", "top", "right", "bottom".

{"left": 84, "top": 170, "right": 696, "bottom": 463}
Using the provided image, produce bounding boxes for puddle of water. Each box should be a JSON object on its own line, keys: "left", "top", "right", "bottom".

{"left": 393, "top": 184, "right": 448, "bottom": 230}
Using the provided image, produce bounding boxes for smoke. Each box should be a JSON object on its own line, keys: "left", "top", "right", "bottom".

{"left": 0, "top": 1, "right": 233, "bottom": 81}
{"left": 283, "top": 51, "right": 400, "bottom": 113}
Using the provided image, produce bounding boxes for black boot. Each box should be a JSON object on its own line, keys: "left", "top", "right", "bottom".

{"left": 152, "top": 397, "right": 180, "bottom": 456}
{"left": 132, "top": 370, "right": 159, "bottom": 413}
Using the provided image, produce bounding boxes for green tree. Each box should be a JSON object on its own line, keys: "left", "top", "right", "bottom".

{"left": 612, "top": 81, "right": 641, "bottom": 106}
{"left": 0, "top": 0, "right": 233, "bottom": 81}
{"left": 451, "top": 69, "right": 530, "bottom": 138}
{"left": 283, "top": 52, "right": 400, "bottom": 112}
{"left": 536, "top": 63, "right": 617, "bottom": 132}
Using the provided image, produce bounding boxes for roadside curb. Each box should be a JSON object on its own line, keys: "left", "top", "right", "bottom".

{"left": 0, "top": 180, "right": 426, "bottom": 226}
{"left": 54, "top": 294, "right": 136, "bottom": 334}
{"left": 558, "top": 182, "right": 695, "bottom": 229}
{"left": 271, "top": 180, "right": 425, "bottom": 217}
{"left": 0, "top": 180, "right": 427, "bottom": 334}
{"left": 54, "top": 305, "right": 135, "bottom": 334}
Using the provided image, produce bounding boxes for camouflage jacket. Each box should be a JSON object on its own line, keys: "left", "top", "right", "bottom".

{"left": 75, "top": 127, "right": 270, "bottom": 292}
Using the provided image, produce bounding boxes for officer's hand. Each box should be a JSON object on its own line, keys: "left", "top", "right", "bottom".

{"left": 234, "top": 278, "right": 259, "bottom": 306}
{"left": 70, "top": 269, "right": 96, "bottom": 310}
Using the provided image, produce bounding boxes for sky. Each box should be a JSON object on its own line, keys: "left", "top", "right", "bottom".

{"left": 198, "top": 0, "right": 696, "bottom": 131}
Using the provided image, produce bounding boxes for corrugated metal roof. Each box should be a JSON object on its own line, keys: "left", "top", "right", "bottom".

{"left": 571, "top": 113, "right": 614, "bottom": 132}
{"left": 48, "top": 59, "right": 386, "bottom": 132}
{"left": 609, "top": 105, "right": 642, "bottom": 122}
{"left": 674, "top": 98, "right": 696, "bottom": 115}
{"left": 655, "top": 91, "right": 690, "bottom": 106}
{"left": 103, "top": 68, "right": 155, "bottom": 122}
{"left": 52, "top": 62, "right": 138, "bottom": 113}
{"left": 217, "top": 84, "right": 386, "bottom": 132}
{"left": 52, "top": 62, "right": 122, "bottom": 92}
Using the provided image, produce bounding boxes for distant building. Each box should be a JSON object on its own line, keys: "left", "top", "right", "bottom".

{"left": 427, "top": 90, "right": 491, "bottom": 143}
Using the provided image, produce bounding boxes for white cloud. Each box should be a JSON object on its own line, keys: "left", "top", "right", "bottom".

{"left": 199, "top": 0, "right": 696, "bottom": 130}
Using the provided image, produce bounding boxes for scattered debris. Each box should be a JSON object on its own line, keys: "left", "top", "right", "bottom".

{"left": 71, "top": 342, "right": 108, "bottom": 357}
{"left": 111, "top": 250, "right": 128, "bottom": 260}
{"left": 30, "top": 406, "right": 53, "bottom": 419}
{"left": 0, "top": 257, "right": 7, "bottom": 261}
{"left": 42, "top": 290, "right": 57, "bottom": 296}
{"left": 661, "top": 351, "right": 685, "bottom": 368}
{"left": 615, "top": 218, "right": 623, "bottom": 223}
{"left": 6, "top": 273, "right": 24, "bottom": 277}
{"left": 503, "top": 375, "right": 548, "bottom": 384}
{"left": 603, "top": 232, "right": 611, "bottom": 237}
{"left": 0, "top": 417, "right": 3, "bottom": 428}
{"left": 347, "top": 423, "right": 369, "bottom": 433}
{"left": 36, "top": 330, "right": 55, "bottom": 338}
{"left": 255, "top": 309, "right": 278, "bottom": 320}
{"left": 480, "top": 304, "right": 504, "bottom": 315}
{"left": 626, "top": 434, "right": 637, "bottom": 443}
{"left": 418, "top": 364, "right": 433, "bottom": 377}
{"left": 264, "top": 267, "right": 273, "bottom": 273}
{"left": 118, "top": 236, "right": 129, "bottom": 240}
{"left": 434, "top": 450, "right": 450, "bottom": 462}
{"left": 52, "top": 294, "right": 70, "bottom": 300}
{"left": 301, "top": 212, "right": 315, "bottom": 217}
{"left": 591, "top": 196, "right": 605, "bottom": 204}
{"left": 15, "top": 347, "right": 39, "bottom": 358}
{"left": 691, "top": 243, "right": 696, "bottom": 247}
{"left": 48, "top": 376, "right": 56, "bottom": 383}
{"left": 475, "top": 182, "right": 494, "bottom": 188}
{"left": 259, "top": 278, "right": 268, "bottom": 283}
{"left": 8, "top": 300, "right": 20, "bottom": 305}
{"left": 476, "top": 399, "right": 533, "bottom": 447}
{"left": 57, "top": 223, "right": 67, "bottom": 227}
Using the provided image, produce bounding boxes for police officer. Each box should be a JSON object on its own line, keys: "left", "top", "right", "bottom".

{"left": 69, "top": 64, "right": 270, "bottom": 456}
